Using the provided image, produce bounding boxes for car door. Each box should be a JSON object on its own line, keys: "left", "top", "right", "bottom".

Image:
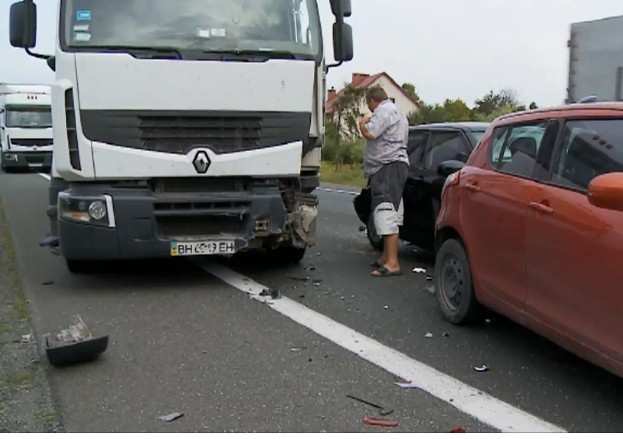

{"left": 459, "top": 120, "right": 554, "bottom": 310}
{"left": 402, "top": 130, "right": 429, "bottom": 241}
{"left": 525, "top": 118, "right": 623, "bottom": 362}
{"left": 411, "top": 130, "right": 471, "bottom": 248}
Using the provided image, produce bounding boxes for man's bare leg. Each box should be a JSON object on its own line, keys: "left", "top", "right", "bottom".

{"left": 372, "top": 233, "right": 400, "bottom": 275}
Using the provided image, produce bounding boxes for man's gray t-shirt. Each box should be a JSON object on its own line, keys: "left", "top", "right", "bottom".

{"left": 363, "top": 99, "right": 410, "bottom": 177}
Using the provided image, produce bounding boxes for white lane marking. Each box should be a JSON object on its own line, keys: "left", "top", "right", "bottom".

{"left": 196, "top": 260, "right": 566, "bottom": 433}
{"left": 316, "top": 187, "right": 360, "bottom": 196}
{"left": 38, "top": 173, "right": 51, "bottom": 181}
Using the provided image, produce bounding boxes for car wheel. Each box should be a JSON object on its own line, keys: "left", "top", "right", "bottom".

{"left": 366, "top": 215, "right": 384, "bottom": 251}
{"left": 66, "top": 259, "right": 97, "bottom": 274}
{"left": 434, "top": 238, "right": 483, "bottom": 324}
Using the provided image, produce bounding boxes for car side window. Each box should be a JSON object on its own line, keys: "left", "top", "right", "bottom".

{"left": 550, "top": 119, "right": 623, "bottom": 191}
{"left": 422, "top": 131, "right": 469, "bottom": 171}
{"left": 489, "top": 122, "right": 547, "bottom": 179}
{"left": 407, "top": 131, "right": 428, "bottom": 168}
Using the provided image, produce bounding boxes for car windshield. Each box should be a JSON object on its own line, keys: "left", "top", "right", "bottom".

{"left": 61, "top": 0, "right": 322, "bottom": 60}
{"left": 5, "top": 108, "right": 52, "bottom": 128}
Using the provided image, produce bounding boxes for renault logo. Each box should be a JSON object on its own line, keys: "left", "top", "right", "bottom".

{"left": 192, "top": 151, "right": 211, "bottom": 174}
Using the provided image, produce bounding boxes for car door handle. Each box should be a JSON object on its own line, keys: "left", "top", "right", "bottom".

{"left": 529, "top": 201, "right": 554, "bottom": 214}
{"left": 465, "top": 183, "right": 480, "bottom": 192}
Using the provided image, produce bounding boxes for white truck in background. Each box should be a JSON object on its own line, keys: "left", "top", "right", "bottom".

{"left": 9, "top": 0, "right": 353, "bottom": 273}
{"left": 567, "top": 15, "right": 623, "bottom": 103}
{"left": 0, "top": 84, "right": 53, "bottom": 172}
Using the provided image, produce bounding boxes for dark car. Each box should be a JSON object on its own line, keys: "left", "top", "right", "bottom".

{"left": 353, "top": 121, "right": 490, "bottom": 252}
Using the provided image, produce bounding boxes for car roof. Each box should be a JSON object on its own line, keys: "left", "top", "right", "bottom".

{"left": 496, "top": 101, "right": 623, "bottom": 123}
{"left": 410, "top": 121, "right": 490, "bottom": 132}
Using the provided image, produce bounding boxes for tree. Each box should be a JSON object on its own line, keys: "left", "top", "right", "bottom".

{"left": 408, "top": 98, "right": 471, "bottom": 125}
{"left": 529, "top": 102, "right": 538, "bottom": 110}
{"left": 401, "top": 82, "right": 421, "bottom": 104}
{"left": 473, "top": 89, "right": 520, "bottom": 116}
{"left": 329, "top": 83, "right": 369, "bottom": 142}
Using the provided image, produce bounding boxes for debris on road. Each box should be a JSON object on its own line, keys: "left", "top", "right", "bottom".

{"left": 346, "top": 395, "right": 394, "bottom": 416}
{"left": 363, "top": 417, "right": 399, "bottom": 428}
{"left": 303, "top": 265, "right": 316, "bottom": 271}
{"left": 41, "top": 281, "right": 54, "bottom": 286}
{"left": 358, "top": 225, "right": 366, "bottom": 232}
{"left": 442, "top": 332, "right": 450, "bottom": 338}
{"left": 259, "top": 288, "right": 282, "bottom": 300}
{"left": 474, "top": 365, "right": 489, "bottom": 372}
{"left": 312, "top": 279, "right": 322, "bottom": 286}
{"left": 450, "top": 427, "right": 467, "bottom": 433}
{"left": 21, "top": 334, "right": 32, "bottom": 344}
{"left": 426, "top": 275, "right": 434, "bottom": 281}
{"left": 384, "top": 305, "right": 389, "bottom": 310}
{"left": 159, "top": 412, "right": 184, "bottom": 422}
{"left": 44, "top": 314, "right": 109, "bottom": 367}
{"left": 427, "top": 286, "right": 435, "bottom": 295}
{"left": 395, "top": 380, "right": 419, "bottom": 389}
{"left": 39, "top": 235, "right": 59, "bottom": 248}
{"left": 288, "top": 276, "right": 311, "bottom": 282}
{"left": 425, "top": 332, "right": 433, "bottom": 338}
{"left": 412, "top": 267, "right": 426, "bottom": 274}
{"left": 290, "top": 347, "right": 308, "bottom": 352}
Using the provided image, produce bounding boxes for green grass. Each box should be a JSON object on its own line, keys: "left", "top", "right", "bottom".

{"left": 5, "top": 372, "right": 33, "bottom": 387}
{"left": 37, "top": 411, "right": 61, "bottom": 424}
{"left": 319, "top": 162, "right": 367, "bottom": 188}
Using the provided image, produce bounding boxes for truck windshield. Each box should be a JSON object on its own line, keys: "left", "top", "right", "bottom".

{"left": 61, "top": 0, "right": 322, "bottom": 60}
{"left": 5, "top": 108, "right": 53, "bottom": 128}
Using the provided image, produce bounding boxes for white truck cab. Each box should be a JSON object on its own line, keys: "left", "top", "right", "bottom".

{"left": 9, "top": 0, "right": 353, "bottom": 272}
{"left": 0, "top": 84, "right": 53, "bottom": 172}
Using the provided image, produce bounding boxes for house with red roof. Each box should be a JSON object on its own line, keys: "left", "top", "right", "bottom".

{"left": 325, "top": 72, "right": 420, "bottom": 124}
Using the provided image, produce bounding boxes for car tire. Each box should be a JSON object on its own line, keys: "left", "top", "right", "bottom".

{"left": 434, "top": 238, "right": 483, "bottom": 325}
{"left": 66, "top": 259, "right": 97, "bottom": 274}
{"left": 366, "top": 215, "right": 384, "bottom": 251}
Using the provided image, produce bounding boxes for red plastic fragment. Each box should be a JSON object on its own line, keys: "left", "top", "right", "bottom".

{"left": 363, "top": 417, "right": 399, "bottom": 428}
{"left": 450, "top": 427, "right": 467, "bottom": 433}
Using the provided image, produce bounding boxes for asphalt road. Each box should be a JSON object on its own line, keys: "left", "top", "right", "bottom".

{"left": 1, "top": 171, "right": 622, "bottom": 433}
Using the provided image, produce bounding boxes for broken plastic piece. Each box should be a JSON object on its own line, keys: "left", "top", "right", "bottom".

{"left": 364, "top": 417, "right": 398, "bottom": 428}
{"left": 442, "top": 332, "right": 450, "bottom": 338}
{"left": 425, "top": 332, "right": 433, "bottom": 338}
{"left": 159, "top": 412, "right": 183, "bottom": 422}
{"left": 450, "top": 427, "right": 467, "bottom": 433}
{"left": 39, "top": 235, "right": 59, "bottom": 248}
{"left": 21, "top": 334, "right": 32, "bottom": 344}
{"left": 259, "top": 288, "right": 282, "bottom": 299}
{"left": 45, "top": 315, "right": 109, "bottom": 367}
{"left": 412, "top": 267, "right": 426, "bottom": 274}
{"left": 426, "top": 275, "right": 433, "bottom": 281}
{"left": 474, "top": 365, "right": 489, "bottom": 372}
{"left": 347, "top": 395, "right": 394, "bottom": 416}
{"left": 395, "top": 381, "right": 419, "bottom": 389}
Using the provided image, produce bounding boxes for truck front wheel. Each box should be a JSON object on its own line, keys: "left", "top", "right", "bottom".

{"left": 270, "top": 246, "right": 306, "bottom": 265}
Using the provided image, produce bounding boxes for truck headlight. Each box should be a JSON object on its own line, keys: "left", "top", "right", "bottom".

{"left": 58, "top": 193, "right": 115, "bottom": 228}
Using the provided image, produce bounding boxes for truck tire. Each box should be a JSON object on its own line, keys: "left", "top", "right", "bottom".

{"left": 434, "top": 238, "right": 484, "bottom": 325}
{"left": 270, "top": 246, "right": 306, "bottom": 265}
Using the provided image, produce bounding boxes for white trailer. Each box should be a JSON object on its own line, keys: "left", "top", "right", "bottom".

{"left": 9, "top": 0, "right": 353, "bottom": 272}
{"left": 0, "top": 84, "right": 53, "bottom": 172}
{"left": 567, "top": 15, "right": 623, "bottom": 103}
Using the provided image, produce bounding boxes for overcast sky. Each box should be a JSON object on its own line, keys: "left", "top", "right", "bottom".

{"left": 1, "top": 0, "right": 622, "bottom": 107}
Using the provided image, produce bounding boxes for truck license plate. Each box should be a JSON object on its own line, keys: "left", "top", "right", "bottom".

{"left": 170, "top": 241, "right": 236, "bottom": 256}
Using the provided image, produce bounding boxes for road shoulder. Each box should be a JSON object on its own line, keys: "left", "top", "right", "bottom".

{"left": 0, "top": 194, "right": 61, "bottom": 433}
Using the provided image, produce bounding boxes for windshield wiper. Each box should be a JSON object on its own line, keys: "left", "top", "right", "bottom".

{"left": 198, "top": 48, "right": 313, "bottom": 61}
{"left": 77, "top": 45, "right": 183, "bottom": 59}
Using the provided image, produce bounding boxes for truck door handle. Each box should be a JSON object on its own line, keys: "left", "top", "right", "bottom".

{"left": 529, "top": 201, "right": 554, "bottom": 214}
{"left": 465, "top": 183, "right": 480, "bottom": 192}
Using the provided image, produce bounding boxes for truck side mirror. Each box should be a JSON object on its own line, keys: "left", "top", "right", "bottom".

{"left": 9, "top": 0, "right": 37, "bottom": 49}
{"left": 330, "top": 0, "right": 352, "bottom": 17}
{"left": 333, "top": 22, "right": 353, "bottom": 62}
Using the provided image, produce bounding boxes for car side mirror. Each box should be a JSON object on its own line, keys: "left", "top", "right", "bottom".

{"left": 9, "top": 0, "right": 37, "bottom": 48}
{"left": 587, "top": 172, "right": 623, "bottom": 212}
{"left": 437, "top": 160, "right": 465, "bottom": 178}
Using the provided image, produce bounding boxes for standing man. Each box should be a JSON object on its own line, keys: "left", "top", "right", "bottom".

{"left": 359, "top": 86, "right": 409, "bottom": 277}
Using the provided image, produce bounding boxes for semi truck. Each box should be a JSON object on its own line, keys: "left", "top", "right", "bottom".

{"left": 9, "top": 0, "right": 353, "bottom": 272}
{"left": 567, "top": 15, "right": 623, "bottom": 103}
{"left": 0, "top": 83, "right": 53, "bottom": 172}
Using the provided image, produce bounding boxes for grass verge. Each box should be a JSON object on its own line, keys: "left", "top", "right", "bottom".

{"left": 319, "top": 162, "right": 367, "bottom": 188}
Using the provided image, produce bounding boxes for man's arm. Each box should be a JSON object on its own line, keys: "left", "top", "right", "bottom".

{"left": 359, "top": 115, "right": 374, "bottom": 140}
{"left": 360, "top": 110, "right": 391, "bottom": 141}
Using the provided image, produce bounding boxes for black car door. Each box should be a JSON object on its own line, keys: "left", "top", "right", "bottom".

{"left": 402, "top": 130, "right": 430, "bottom": 238}
{"left": 412, "top": 129, "right": 472, "bottom": 247}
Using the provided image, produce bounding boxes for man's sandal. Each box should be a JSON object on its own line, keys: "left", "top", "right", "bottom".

{"left": 371, "top": 266, "right": 403, "bottom": 277}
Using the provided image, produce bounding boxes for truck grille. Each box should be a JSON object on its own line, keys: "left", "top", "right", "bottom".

{"left": 10, "top": 139, "right": 53, "bottom": 147}
{"left": 138, "top": 116, "right": 262, "bottom": 154}
{"left": 156, "top": 216, "right": 245, "bottom": 238}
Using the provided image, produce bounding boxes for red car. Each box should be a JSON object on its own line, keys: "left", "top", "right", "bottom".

{"left": 434, "top": 103, "right": 623, "bottom": 378}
